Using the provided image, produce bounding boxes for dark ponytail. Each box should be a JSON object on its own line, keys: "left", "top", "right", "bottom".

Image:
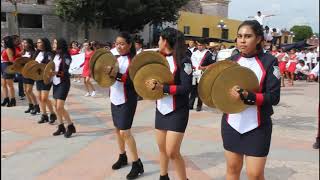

{"left": 160, "top": 27, "right": 187, "bottom": 67}
{"left": 117, "top": 32, "right": 136, "bottom": 58}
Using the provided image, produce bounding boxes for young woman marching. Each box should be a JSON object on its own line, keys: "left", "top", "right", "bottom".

{"left": 145, "top": 27, "right": 192, "bottom": 180}
{"left": 34, "top": 38, "right": 57, "bottom": 124}
{"left": 51, "top": 38, "right": 76, "bottom": 138}
{"left": 222, "top": 20, "right": 280, "bottom": 180}
{"left": 105, "top": 32, "right": 144, "bottom": 179}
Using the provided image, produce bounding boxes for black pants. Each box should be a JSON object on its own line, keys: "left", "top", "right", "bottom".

{"left": 16, "top": 73, "right": 25, "bottom": 97}
{"left": 189, "top": 84, "right": 202, "bottom": 108}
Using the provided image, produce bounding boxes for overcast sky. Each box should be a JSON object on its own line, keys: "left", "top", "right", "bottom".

{"left": 229, "top": 0, "right": 319, "bottom": 33}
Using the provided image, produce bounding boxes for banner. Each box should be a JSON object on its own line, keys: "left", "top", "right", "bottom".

{"left": 69, "top": 53, "right": 85, "bottom": 75}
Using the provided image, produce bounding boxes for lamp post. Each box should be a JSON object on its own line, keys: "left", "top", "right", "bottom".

{"left": 9, "top": 0, "right": 20, "bottom": 36}
{"left": 217, "top": 20, "right": 227, "bottom": 38}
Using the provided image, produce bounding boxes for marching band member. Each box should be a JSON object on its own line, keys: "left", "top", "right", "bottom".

{"left": 21, "top": 39, "right": 40, "bottom": 114}
{"left": 51, "top": 38, "right": 76, "bottom": 138}
{"left": 223, "top": 20, "right": 280, "bottom": 180}
{"left": 34, "top": 38, "right": 57, "bottom": 124}
{"left": 134, "top": 38, "right": 144, "bottom": 55}
{"left": 145, "top": 27, "right": 192, "bottom": 180}
{"left": 105, "top": 32, "right": 144, "bottom": 179}
{"left": 189, "top": 39, "right": 213, "bottom": 111}
{"left": 1, "top": 36, "right": 20, "bottom": 107}
{"left": 276, "top": 47, "right": 288, "bottom": 87}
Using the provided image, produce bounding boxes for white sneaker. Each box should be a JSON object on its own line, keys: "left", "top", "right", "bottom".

{"left": 91, "top": 91, "right": 96, "bottom": 97}
{"left": 84, "top": 92, "right": 91, "bottom": 97}
{"left": 77, "top": 80, "right": 81, "bottom": 83}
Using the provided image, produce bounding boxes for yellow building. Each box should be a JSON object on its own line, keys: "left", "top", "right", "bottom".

{"left": 177, "top": 11, "right": 242, "bottom": 42}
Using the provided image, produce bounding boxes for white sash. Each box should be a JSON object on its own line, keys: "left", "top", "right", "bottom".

{"left": 110, "top": 55, "right": 130, "bottom": 105}
{"left": 157, "top": 55, "right": 176, "bottom": 115}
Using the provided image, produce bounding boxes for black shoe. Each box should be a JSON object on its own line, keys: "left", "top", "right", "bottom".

{"left": 189, "top": 106, "right": 193, "bottom": 110}
{"left": 25, "top": 104, "right": 34, "bottom": 113}
{"left": 53, "top": 124, "right": 66, "bottom": 136}
{"left": 112, "top": 153, "right": 128, "bottom": 170}
{"left": 126, "top": 158, "right": 144, "bottom": 179}
{"left": 31, "top": 104, "right": 40, "bottom": 115}
{"left": 7, "top": 98, "right": 16, "bottom": 107}
{"left": 313, "top": 137, "right": 319, "bottom": 149}
{"left": 1, "top": 97, "right": 10, "bottom": 106}
{"left": 38, "top": 114, "right": 49, "bottom": 123}
{"left": 159, "top": 174, "right": 170, "bottom": 180}
{"left": 196, "top": 106, "right": 202, "bottom": 112}
{"left": 64, "top": 123, "right": 76, "bottom": 138}
{"left": 49, "top": 113, "right": 57, "bottom": 124}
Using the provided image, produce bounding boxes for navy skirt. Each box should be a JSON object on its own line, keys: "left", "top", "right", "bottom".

{"left": 23, "top": 77, "right": 35, "bottom": 85}
{"left": 155, "top": 105, "right": 189, "bottom": 133}
{"left": 1, "top": 62, "right": 15, "bottom": 79}
{"left": 36, "top": 80, "right": 52, "bottom": 91}
{"left": 111, "top": 97, "right": 137, "bottom": 130}
{"left": 221, "top": 114, "right": 272, "bottom": 157}
{"left": 53, "top": 79, "right": 70, "bottom": 101}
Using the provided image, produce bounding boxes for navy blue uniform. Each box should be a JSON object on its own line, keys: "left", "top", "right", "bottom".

{"left": 155, "top": 55, "right": 192, "bottom": 133}
{"left": 110, "top": 54, "right": 138, "bottom": 130}
{"left": 34, "top": 51, "right": 54, "bottom": 91}
{"left": 221, "top": 52, "right": 281, "bottom": 157}
{"left": 52, "top": 54, "right": 72, "bottom": 101}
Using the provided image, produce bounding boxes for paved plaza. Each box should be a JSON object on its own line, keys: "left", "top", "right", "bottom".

{"left": 1, "top": 80, "right": 319, "bottom": 180}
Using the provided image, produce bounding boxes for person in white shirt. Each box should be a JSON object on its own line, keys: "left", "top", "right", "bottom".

{"left": 134, "top": 38, "right": 144, "bottom": 55}
{"left": 248, "top": 11, "right": 276, "bottom": 26}
{"left": 307, "top": 60, "right": 319, "bottom": 82}
{"left": 296, "top": 49, "right": 306, "bottom": 61}
{"left": 263, "top": 26, "right": 273, "bottom": 42}
{"left": 306, "top": 49, "right": 315, "bottom": 69}
{"left": 295, "top": 60, "right": 309, "bottom": 80}
{"left": 312, "top": 49, "right": 318, "bottom": 68}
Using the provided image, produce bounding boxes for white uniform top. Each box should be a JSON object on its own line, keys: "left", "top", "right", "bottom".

{"left": 276, "top": 52, "right": 288, "bottom": 62}
{"left": 136, "top": 48, "right": 143, "bottom": 55}
{"left": 254, "top": 15, "right": 266, "bottom": 25}
{"left": 297, "top": 52, "right": 306, "bottom": 61}
{"left": 110, "top": 55, "right": 130, "bottom": 105}
{"left": 35, "top": 52, "right": 44, "bottom": 63}
{"left": 52, "top": 55, "right": 61, "bottom": 85}
{"left": 190, "top": 49, "right": 208, "bottom": 70}
{"left": 228, "top": 56, "right": 265, "bottom": 134}
{"left": 312, "top": 52, "right": 318, "bottom": 63}
{"left": 22, "top": 51, "right": 31, "bottom": 58}
{"left": 295, "top": 64, "right": 309, "bottom": 74}
{"left": 157, "top": 55, "right": 177, "bottom": 115}
{"left": 306, "top": 52, "right": 314, "bottom": 63}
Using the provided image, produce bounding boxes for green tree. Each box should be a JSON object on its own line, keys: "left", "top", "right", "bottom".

{"left": 290, "top": 25, "right": 313, "bottom": 42}
{"left": 55, "top": 0, "right": 189, "bottom": 37}
{"left": 55, "top": 0, "right": 103, "bottom": 39}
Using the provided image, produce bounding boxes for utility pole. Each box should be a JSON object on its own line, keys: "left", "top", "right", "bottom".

{"left": 10, "top": 0, "right": 20, "bottom": 36}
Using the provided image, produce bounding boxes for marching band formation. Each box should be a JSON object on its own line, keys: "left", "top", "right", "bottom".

{"left": 2, "top": 20, "right": 285, "bottom": 180}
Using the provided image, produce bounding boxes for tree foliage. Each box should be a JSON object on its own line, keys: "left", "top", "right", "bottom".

{"left": 290, "top": 25, "right": 313, "bottom": 42}
{"left": 55, "top": 0, "right": 190, "bottom": 34}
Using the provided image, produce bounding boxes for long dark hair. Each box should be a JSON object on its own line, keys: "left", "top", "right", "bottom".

{"left": 117, "top": 32, "right": 136, "bottom": 58}
{"left": 56, "top": 38, "right": 71, "bottom": 59}
{"left": 34, "top": 38, "right": 53, "bottom": 60}
{"left": 160, "top": 27, "right": 187, "bottom": 67}
{"left": 237, "top": 20, "right": 264, "bottom": 51}
{"left": 3, "top": 36, "right": 16, "bottom": 56}
{"left": 22, "top": 38, "right": 35, "bottom": 55}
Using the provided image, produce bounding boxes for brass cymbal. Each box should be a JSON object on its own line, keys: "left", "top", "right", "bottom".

{"left": 129, "top": 51, "right": 169, "bottom": 81}
{"left": 13, "top": 57, "right": 33, "bottom": 73}
{"left": 133, "top": 64, "right": 174, "bottom": 100}
{"left": 43, "top": 61, "right": 55, "bottom": 85}
{"left": 198, "top": 60, "right": 239, "bottom": 108}
{"left": 28, "top": 63, "right": 46, "bottom": 81}
{"left": 93, "top": 52, "right": 117, "bottom": 87}
{"left": 211, "top": 65, "right": 260, "bottom": 114}
{"left": 22, "top": 61, "right": 38, "bottom": 78}
{"left": 5, "top": 65, "right": 17, "bottom": 74}
{"left": 90, "top": 48, "right": 110, "bottom": 79}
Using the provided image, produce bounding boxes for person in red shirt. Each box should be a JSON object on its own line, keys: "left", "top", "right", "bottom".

{"left": 286, "top": 49, "right": 298, "bottom": 86}
{"left": 1, "top": 36, "right": 21, "bottom": 107}
{"left": 80, "top": 41, "right": 96, "bottom": 96}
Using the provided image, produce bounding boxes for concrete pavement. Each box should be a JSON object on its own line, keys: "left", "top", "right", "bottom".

{"left": 1, "top": 80, "right": 319, "bottom": 180}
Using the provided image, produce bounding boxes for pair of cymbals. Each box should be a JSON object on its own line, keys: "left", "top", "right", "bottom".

{"left": 198, "top": 60, "right": 259, "bottom": 114}
{"left": 130, "top": 51, "right": 173, "bottom": 100}
{"left": 91, "top": 48, "right": 118, "bottom": 87}
{"left": 43, "top": 61, "right": 55, "bottom": 84}
{"left": 5, "top": 57, "right": 34, "bottom": 74}
{"left": 22, "top": 61, "right": 47, "bottom": 81}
